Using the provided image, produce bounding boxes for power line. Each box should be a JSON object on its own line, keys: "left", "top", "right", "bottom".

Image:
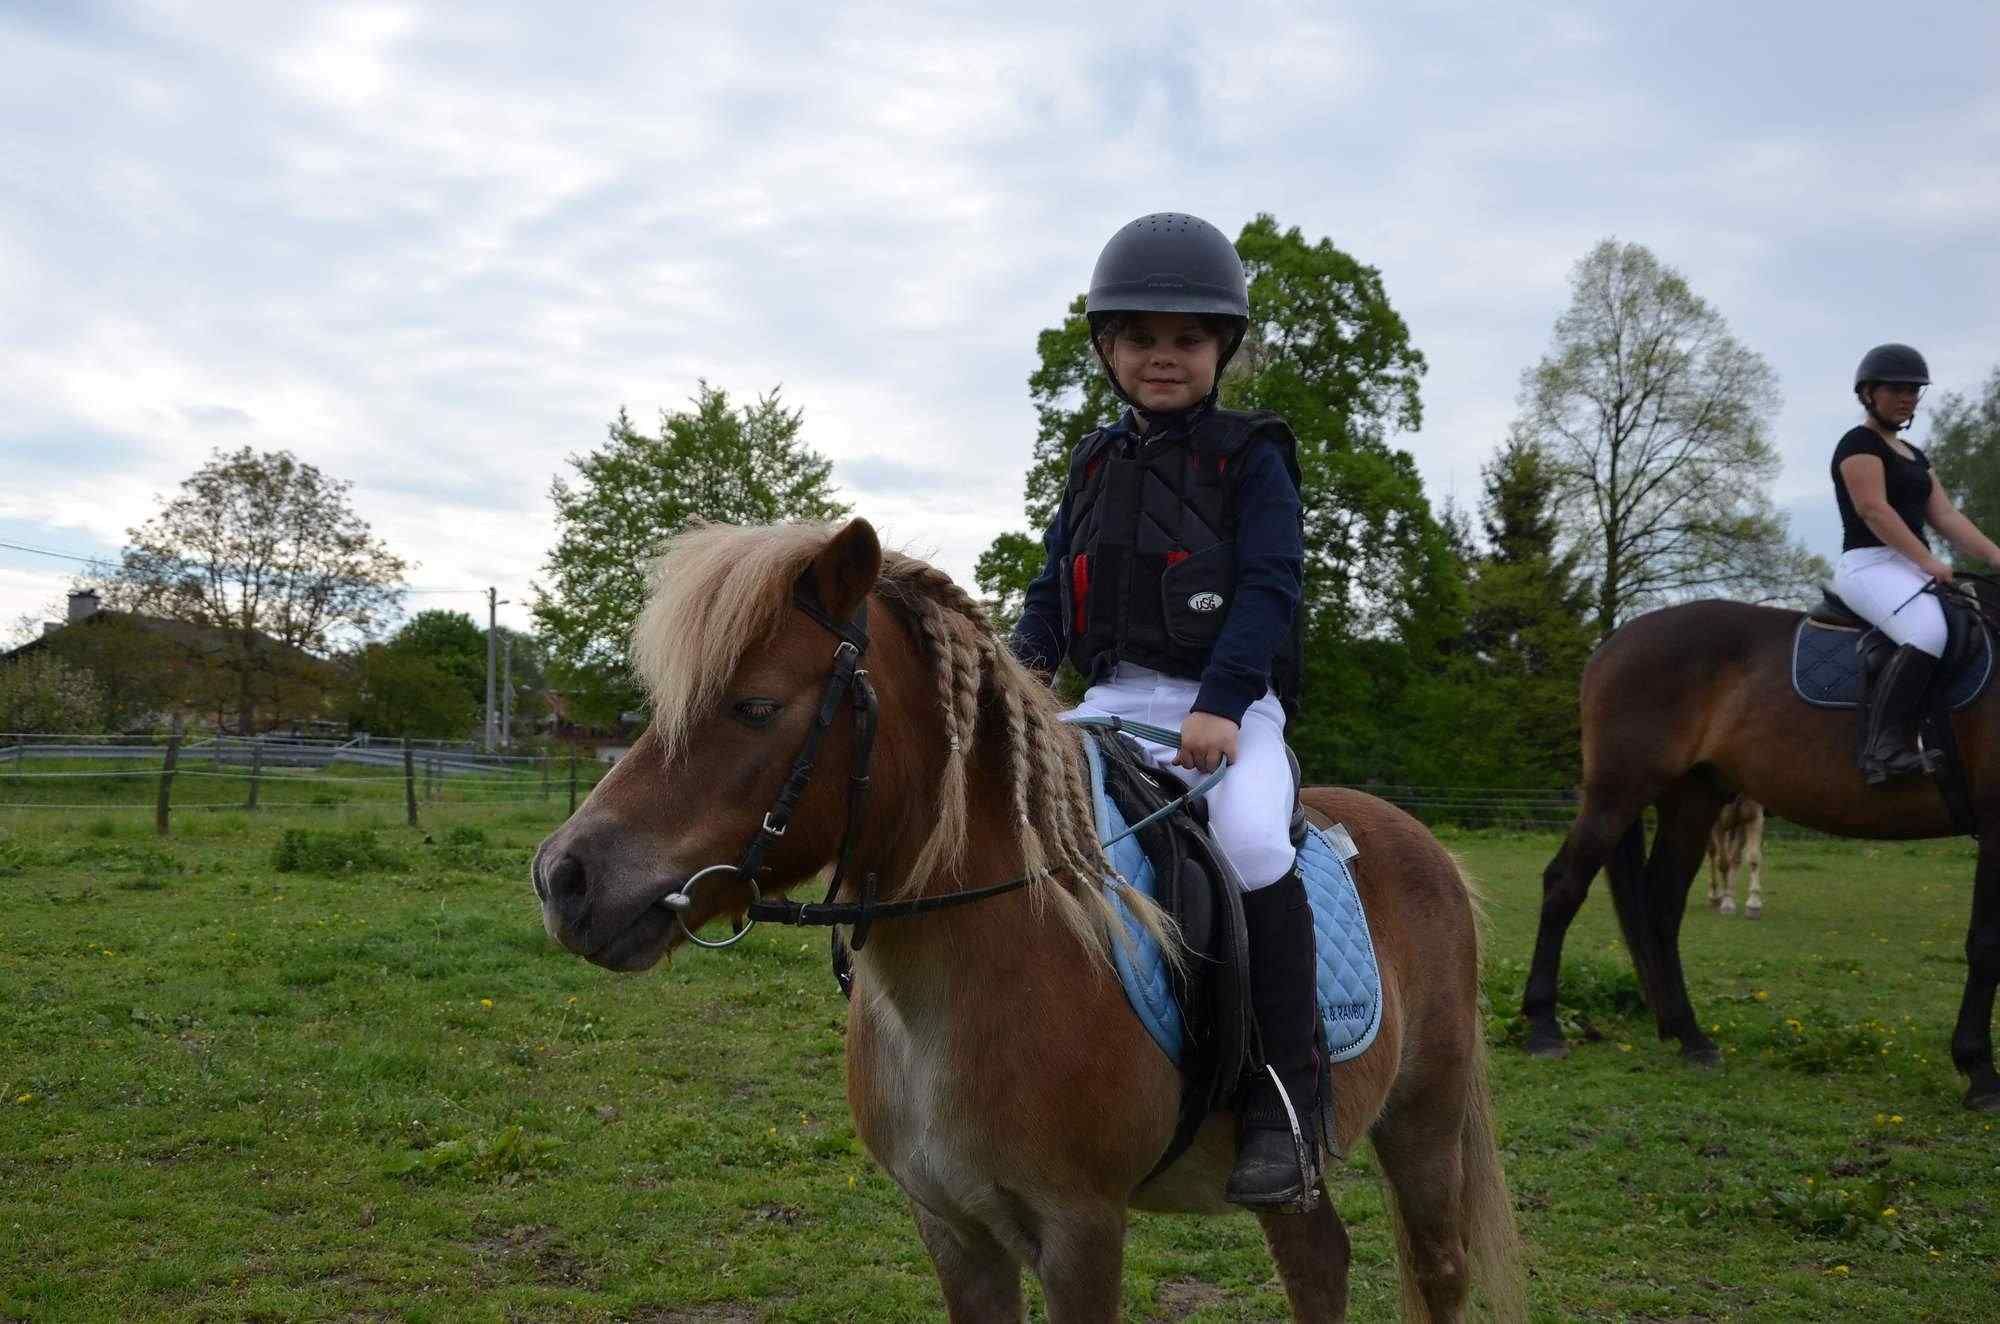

{"left": 0, "top": 539, "right": 119, "bottom": 569}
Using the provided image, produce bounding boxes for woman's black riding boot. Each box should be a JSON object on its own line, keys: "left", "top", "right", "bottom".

{"left": 1226, "top": 869, "right": 1323, "bottom": 1212}
{"left": 1861, "top": 644, "right": 1942, "bottom": 785}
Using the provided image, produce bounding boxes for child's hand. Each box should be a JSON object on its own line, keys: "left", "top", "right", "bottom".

{"left": 1174, "top": 713, "right": 1239, "bottom": 774}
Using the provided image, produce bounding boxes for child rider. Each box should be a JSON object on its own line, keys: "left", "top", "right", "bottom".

{"left": 1010, "top": 212, "right": 1320, "bottom": 1211}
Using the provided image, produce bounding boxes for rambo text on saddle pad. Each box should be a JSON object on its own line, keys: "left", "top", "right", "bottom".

{"left": 1791, "top": 618, "right": 1993, "bottom": 712}
{"left": 1081, "top": 735, "right": 1385, "bottom": 1071}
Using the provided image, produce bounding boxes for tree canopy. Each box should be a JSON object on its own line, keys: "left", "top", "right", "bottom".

{"left": 1518, "top": 240, "right": 1826, "bottom": 636}
{"left": 103, "top": 447, "right": 405, "bottom": 731}
{"left": 531, "top": 383, "right": 849, "bottom": 721}
{"left": 1928, "top": 365, "right": 2000, "bottom": 571}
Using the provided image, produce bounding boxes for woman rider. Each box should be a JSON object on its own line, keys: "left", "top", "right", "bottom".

{"left": 1831, "top": 343, "right": 2000, "bottom": 784}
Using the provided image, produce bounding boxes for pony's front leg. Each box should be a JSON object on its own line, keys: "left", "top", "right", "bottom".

{"left": 912, "top": 1203, "right": 1025, "bottom": 1324}
{"left": 1032, "top": 1206, "right": 1128, "bottom": 1324}
{"left": 1261, "top": 1184, "right": 1352, "bottom": 1321}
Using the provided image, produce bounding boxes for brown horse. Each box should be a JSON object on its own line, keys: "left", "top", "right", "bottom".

{"left": 534, "top": 518, "right": 1524, "bottom": 1322}
{"left": 1520, "top": 593, "right": 2000, "bottom": 1112}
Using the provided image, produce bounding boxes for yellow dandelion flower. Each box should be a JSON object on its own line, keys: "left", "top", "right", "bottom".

{"left": 565, "top": 996, "right": 579, "bottom": 1005}
{"left": 1806, "top": 1177, "right": 1815, "bottom": 1186}
{"left": 479, "top": 998, "right": 494, "bottom": 1009}
{"left": 1889, "top": 1114, "right": 1904, "bottom": 1125}
{"left": 1881, "top": 1207, "right": 1898, "bottom": 1218}
{"left": 1875, "top": 1113, "right": 1888, "bottom": 1125}
{"left": 848, "top": 1175, "right": 857, "bottom": 1188}
{"left": 14, "top": 1093, "right": 32, "bottom": 1104}
{"left": 1753, "top": 990, "right": 1769, "bottom": 1002}
{"left": 1824, "top": 1265, "right": 1849, "bottom": 1277}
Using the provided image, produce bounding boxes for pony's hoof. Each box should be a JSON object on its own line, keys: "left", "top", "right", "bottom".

{"left": 1717, "top": 898, "right": 1735, "bottom": 915}
{"left": 1681, "top": 1045, "right": 1725, "bottom": 1070}
{"left": 1523, "top": 1034, "right": 1571, "bottom": 1061}
{"left": 1966, "top": 1087, "right": 2000, "bottom": 1114}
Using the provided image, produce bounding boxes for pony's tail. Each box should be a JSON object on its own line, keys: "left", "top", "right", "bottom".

{"left": 1386, "top": 857, "right": 1526, "bottom": 1322}
{"left": 1453, "top": 1034, "right": 1527, "bottom": 1323}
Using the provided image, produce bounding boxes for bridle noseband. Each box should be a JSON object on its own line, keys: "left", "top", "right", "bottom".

{"left": 660, "top": 571, "right": 1230, "bottom": 991}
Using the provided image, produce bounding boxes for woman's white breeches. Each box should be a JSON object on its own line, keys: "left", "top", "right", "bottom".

{"left": 1832, "top": 546, "right": 1948, "bottom": 657}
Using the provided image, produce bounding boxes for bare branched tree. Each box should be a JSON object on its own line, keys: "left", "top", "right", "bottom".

{"left": 106, "top": 448, "right": 406, "bottom": 731}
{"left": 1519, "top": 240, "right": 1827, "bottom": 636}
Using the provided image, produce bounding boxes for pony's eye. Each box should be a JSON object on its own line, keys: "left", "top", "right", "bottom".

{"left": 730, "top": 698, "right": 784, "bottom": 728}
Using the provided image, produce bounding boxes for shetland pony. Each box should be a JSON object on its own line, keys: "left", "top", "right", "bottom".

{"left": 535, "top": 518, "right": 1524, "bottom": 1322}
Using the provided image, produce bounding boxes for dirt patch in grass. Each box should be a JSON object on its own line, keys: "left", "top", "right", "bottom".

{"left": 466, "top": 1222, "right": 598, "bottom": 1289}
{"left": 624, "top": 1308, "right": 761, "bottom": 1323}
{"left": 1152, "top": 1278, "right": 1229, "bottom": 1319}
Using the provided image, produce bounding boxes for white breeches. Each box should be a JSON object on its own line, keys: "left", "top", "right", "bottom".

{"left": 1066, "top": 663, "right": 1297, "bottom": 890}
{"left": 1833, "top": 546, "right": 1948, "bottom": 658}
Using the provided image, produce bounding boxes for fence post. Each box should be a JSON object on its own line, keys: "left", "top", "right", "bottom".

{"left": 246, "top": 737, "right": 263, "bottom": 811}
{"left": 403, "top": 738, "right": 418, "bottom": 828}
{"left": 540, "top": 749, "right": 550, "bottom": 802}
{"left": 568, "top": 744, "right": 578, "bottom": 817}
{"left": 156, "top": 718, "right": 181, "bottom": 837}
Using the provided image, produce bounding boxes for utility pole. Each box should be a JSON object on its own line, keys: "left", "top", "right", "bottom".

{"left": 501, "top": 633, "right": 514, "bottom": 752}
{"left": 484, "top": 587, "right": 509, "bottom": 753}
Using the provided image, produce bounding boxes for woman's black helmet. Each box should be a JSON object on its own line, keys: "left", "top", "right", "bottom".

{"left": 1853, "top": 343, "right": 1931, "bottom": 389}
{"left": 1085, "top": 213, "right": 1249, "bottom": 414}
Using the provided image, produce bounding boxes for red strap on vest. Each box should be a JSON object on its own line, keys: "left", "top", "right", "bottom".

{"left": 1165, "top": 550, "right": 1190, "bottom": 567}
{"left": 1072, "top": 554, "right": 1090, "bottom": 633}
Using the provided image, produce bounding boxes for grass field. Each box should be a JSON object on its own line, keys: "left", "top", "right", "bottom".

{"left": 2, "top": 804, "right": 1996, "bottom": 1321}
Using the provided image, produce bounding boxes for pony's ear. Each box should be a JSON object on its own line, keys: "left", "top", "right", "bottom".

{"left": 809, "top": 518, "right": 882, "bottom": 621}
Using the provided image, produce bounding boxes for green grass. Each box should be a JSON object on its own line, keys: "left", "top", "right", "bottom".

{"left": 2, "top": 811, "right": 1996, "bottom": 1320}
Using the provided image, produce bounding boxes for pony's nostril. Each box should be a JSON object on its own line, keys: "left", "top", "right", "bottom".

{"left": 549, "top": 852, "right": 589, "bottom": 902}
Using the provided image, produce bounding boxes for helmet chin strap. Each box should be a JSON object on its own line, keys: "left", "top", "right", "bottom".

{"left": 1859, "top": 383, "right": 1921, "bottom": 433}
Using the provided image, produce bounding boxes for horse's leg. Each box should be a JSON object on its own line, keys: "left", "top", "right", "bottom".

{"left": 1742, "top": 821, "right": 1764, "bottom": 920}
{"left": 1624, "top": 778, "right": 1728, "bottom": 1066}
{"left": 1710, "top": 828, "right": 1735, "bottom": 913}
{"left": 1259, "top": 1184, "right": 1351, "bottom": 1322}
{"left": 1522, "top": 795, "right": 1648, "bottom": 1058}
{"left": 1371, "top": 1100, "right": 1471, "bottom": 1322}
{"left": 1031, "top": 1208, "right": 1127, "bottom": 1324}
{"left": 1951, "top": 837, "right": 2000, "bottom": 1112}
{"left": 912, "top": 1204, "right": 1025, "bottom": 1324}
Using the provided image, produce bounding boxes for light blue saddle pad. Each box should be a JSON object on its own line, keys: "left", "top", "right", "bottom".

{"left": 1082, "top": 737, "right": 1384, "bottom": 1069}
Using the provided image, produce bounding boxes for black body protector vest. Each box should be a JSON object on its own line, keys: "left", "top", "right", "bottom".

{"left": 1059, "top": 408, "right": 1306, "bottom": 717}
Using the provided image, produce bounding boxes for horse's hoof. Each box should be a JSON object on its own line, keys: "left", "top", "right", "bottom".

{"left": 1681, "top": 1045, "right": 1725, "bottom": 1070}
{"left": 1523, "top": 1030, "right": 1571, "bottom": 1060}
{"left": 1966, "top": 1088, "right": 2000, "bottom": 1114}
{"left": 1718, "top": 898, "right": 1735, "bottom": 915}
{"left": 1745, "top": 907, "right": 1762, "bottom": 920}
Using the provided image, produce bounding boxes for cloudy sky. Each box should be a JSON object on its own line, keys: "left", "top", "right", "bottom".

{"left": 4, "top": 0, "right": 1997, "bottom": 641}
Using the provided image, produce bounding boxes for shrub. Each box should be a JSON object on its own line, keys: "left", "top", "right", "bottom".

{"left": 272, "top": 828, "right": 403, "bottom": 874}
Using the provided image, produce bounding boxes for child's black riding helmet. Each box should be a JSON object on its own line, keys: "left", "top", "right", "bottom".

{"left": 1086, "top": 213, "right": 1250, "bottom": 409}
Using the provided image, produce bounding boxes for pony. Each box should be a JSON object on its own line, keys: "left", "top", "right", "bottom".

{"left": 533, "top": 518, "right": 1525, "bottom": 1322}
{"left": 1704, "top": 795, "right": 1765, "bottom": 919}
{"left": 1520, "top": 587, "right": 2000, "bottom": 1112}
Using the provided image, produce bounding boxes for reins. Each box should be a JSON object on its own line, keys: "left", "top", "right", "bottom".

{"left": 659, "top": 582, "right": 1225, "bottom": 962}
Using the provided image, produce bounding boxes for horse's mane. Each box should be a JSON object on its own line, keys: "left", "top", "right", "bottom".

{"left": 631, "top": 520, "right": 1170, "bottom": 967}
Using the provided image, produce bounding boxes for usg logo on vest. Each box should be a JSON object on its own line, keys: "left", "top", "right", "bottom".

{"left": 1187, "top": 592, "right": 1225, "bottom": 613}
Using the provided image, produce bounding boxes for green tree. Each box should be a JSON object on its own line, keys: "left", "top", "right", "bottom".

{"left": 1519, "top": 240, "right": 1827, "bottom": 636}
{"left": 348, "top": 644, "right": 478, "bottom": 739}
{"left": 1446, "top": 438, "right": 1596, "bottom": 786}
{"left": 977, "top": 215, "right": 1461, "bottom": 780}
{"left": 531, "top": 383, "right": 849, "bottom": 721}
{"left": 1928, "top": 366, "right": 2000, "bottom": 571}
{"left": 388, "top": 610, "right": 487, "bottom": 709}
{"left": 0, "top": 653, "right": 108, "bottom": 732}
{"left": 104, "top": 448, "right": 405, "bottom": 732}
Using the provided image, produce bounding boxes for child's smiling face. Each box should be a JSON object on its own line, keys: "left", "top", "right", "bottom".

{"left": 1100, "top": 313, "right": 1221, "bottom": 416}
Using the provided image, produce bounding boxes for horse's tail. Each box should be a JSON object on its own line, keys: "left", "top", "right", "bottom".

{"left": 1601, "top": 816, "right": 1656, "bottom": 1009}
{"left": 1388, "top": 855, "right": 1527, "bottom": 1322}
{"left": 1454, "top": 1032, "right": 1528, "bottom": 1323}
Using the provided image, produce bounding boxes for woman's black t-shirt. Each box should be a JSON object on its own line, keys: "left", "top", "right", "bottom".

{"left": 1831, "top": 427, "right": 1933, "bottom": 552}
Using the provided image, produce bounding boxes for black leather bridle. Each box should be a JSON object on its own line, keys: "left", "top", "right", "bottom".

{"left": 659, "top": 575, "right": 1034, "bottom": 978}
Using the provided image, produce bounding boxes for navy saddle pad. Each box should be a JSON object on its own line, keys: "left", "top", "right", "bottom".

{"left": 1792, "top": 618, "right": 1993, "bottom": 712}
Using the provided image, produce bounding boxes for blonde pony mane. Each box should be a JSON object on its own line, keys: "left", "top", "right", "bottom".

{"left": 629, "top": 520, "right": 1175, "bottom": 967}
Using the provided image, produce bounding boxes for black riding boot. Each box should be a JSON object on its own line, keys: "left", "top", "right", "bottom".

{"left": 1226, "top": 869, "right": 1323, "bottom": 1212}
{"left": 1860, "top": 644, "right": 1942, "bottom": 785}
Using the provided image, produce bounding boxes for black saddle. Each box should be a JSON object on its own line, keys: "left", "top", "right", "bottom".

{"left": 1092, "top": 729, "right": 1325, "bottom": 1180}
